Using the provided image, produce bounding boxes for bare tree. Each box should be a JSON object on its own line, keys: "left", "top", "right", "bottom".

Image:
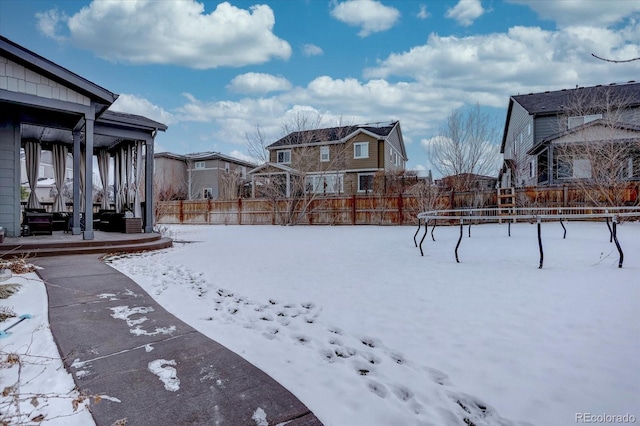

{"left": 247, "top": 113, "right": 353, "bottom": 225}
{"left": 554, "top": 86, "right": 640, "bottom": 206}
{"left": 427, "top": 103, "right": 501, "bottom": 191}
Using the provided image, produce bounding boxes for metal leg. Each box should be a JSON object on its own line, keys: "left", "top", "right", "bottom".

{"left": 419, "top": 219, "right": 428, "bottom": 256}
{"left": 560, "top": 218, "right": 566, "bottom": 239}
{"left": 468, "top": 222, "right": 472, "bottom": 238}
{"left": 508, "top": 221, "right": 511, "bottom": 237}
{"left": 606, "top": 217, "right": 613, "bottom": 243}
{"left": 612, "top": 219, "right": 624, "bottom": 268}
{"left": 455, "top": 219, "right": 463, "bottom": 263}
{"left": 431, "top": 220, "right": 436, "bottom": 241}
{"left": 414, "top": 218, "right": 421, "bottom": 247}
{"left": 537, "top": 219, "right": 544, "bottom": 269}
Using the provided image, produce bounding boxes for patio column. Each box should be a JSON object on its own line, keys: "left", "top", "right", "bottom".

{"left": 144, "top": 138, "right": 154, "bottom": 233}
{"left": 72, "top": 130, "right": 82, "bottom": 235}
{"left": 83, "top": 116, "right": 95, "bottom": 240}
{"left": 548, "top": 146, "right": 554, "bottom": 185}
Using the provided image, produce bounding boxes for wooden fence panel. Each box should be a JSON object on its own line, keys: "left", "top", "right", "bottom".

{"left": 155, "top": 184, "right": 639, "bottom": 226}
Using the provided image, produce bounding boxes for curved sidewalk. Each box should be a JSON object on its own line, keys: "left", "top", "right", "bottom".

{"left": 34, "top": 254, "right": 322, "bottom": 426}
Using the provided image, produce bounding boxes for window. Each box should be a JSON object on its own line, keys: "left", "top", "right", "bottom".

{"left": 241, "top": 166, "right": 247, "bottom": 178}
{"left": 203, "top": 188, "right": 212, "bottom": 199}
{"left": 557, "top": 157, "right": 591, "bottom": 179}
{"left": 320, "top": 146, "right": 330, "bottom": 162}
{"left": 358, "top": 173, "right": 375, "bottom": 192}
{"left": 277, "top": 150, "right": 291, "bottom": 164}
{"left": 568, "top": 114, "right": 602, "bottom": 129}
{"left": 195, "top": 161, "right": 205, "bottom": 169}
{"left": 305, "top": 174, "right": 343, "bottom": 194}
{"left": 354, "top": 142, "right": 369, "bottom": 159}
{"left": 529, "top": 158, "right": 536, "bottom": 178}
{"left": 224, "top": 162, "right": 230, "bottom": 173}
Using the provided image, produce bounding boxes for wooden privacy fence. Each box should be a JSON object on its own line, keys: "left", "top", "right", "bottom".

{"left": 155, "top": 184, "right": 639, "bottom": 226}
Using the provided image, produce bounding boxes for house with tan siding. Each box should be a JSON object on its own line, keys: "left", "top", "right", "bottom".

{"left": 249, "top": 121, "right": 407, "bottom": 197}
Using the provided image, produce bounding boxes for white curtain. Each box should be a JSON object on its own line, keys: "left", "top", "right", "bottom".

{"left": 52, "top": 144, "right": 68, "bottom": 212}
{"left": 97, "top": 149, "right": 110, "bottom": 210}
{"left": 25, "top": 140, "right": 42, "bottom": 209}
{"left": 133, "top": 142, "right": 143, "bottom": 217}
{"left": 115, "top": 146, "right": 128, "bottom": 213}
{"left": 125, "top": 144, "right": 133, "bottom": 212}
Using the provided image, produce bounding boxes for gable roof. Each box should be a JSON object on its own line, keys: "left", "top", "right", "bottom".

{"left": 248, "top": 162, "right": 300, "bottom": 175}
{"left": 0, "top": 35, "right": 118, "bottom": 111}
{"left": 267, "top": 121, "right": 398, "bottom": 149}
{"left": 154, "top": 151, "right": 257, "bottom": 168}
{"left": 511, "top": 81, "right": 640, "bottom": 117}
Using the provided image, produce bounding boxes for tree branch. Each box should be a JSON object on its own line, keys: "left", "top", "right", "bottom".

{"left": 591, "top": 53, "right": 640, "bottom": 63}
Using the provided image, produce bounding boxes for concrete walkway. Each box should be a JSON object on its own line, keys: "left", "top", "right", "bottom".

{"left": 34, "top": 254, "right": 322, "bottom": 426}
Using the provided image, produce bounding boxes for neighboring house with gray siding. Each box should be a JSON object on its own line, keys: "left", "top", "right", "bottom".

{"left": 154, "top": 152, "right": 256, "bottom": 200}
{"left": 250, "top": 121, "right": 407, "bottom": 197}
{"left": 500, "top": 81, "right": 640, "bottom": 188}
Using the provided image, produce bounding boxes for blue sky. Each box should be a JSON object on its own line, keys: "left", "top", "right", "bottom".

{"left": 1, "top": 0, "right": 639, "bottom": 175}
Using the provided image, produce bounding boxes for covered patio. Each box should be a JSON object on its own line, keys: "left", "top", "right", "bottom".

{"left": 0, "top": 36, "right": 167, "bottom": 239}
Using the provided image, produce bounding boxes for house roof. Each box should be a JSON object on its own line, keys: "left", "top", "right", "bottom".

{"left": 154, "top": 151, "right": 257, "bottom": 168}
{"left": 0, "top": 35, "right": 118, "bottom": 110}
{"left": 267, "top": 121, "right": 398, "bottom": 149}
{"left": 512, "top": 81, "right": 640, "bottom": 116}
{"left": 501, "top": 81, "right": 640, "bottom": 153}
{"left": 526, "top": 118, "right": 640, "bottom": 155}
{"left": 248, "top": 162, "right": 300, "bottom": 175}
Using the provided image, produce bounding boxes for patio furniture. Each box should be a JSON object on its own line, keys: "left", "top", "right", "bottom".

{"left": 24, "top": 212, "right": 53, "bottom": 235}
{"left": 100, "top": 212, "right": 125, "bottom": 232}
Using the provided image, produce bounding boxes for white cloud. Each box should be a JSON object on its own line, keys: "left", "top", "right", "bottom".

{"left": 37, "top": 0, "right": 291, "bottom": 69}
{"left": 302, "top": 44, "right": 324, "bottom": 57}
{"left": 417, "top": 4, "right": 430, "bottom": 20}
{"left": 35, "top": 9, "right": 67, "bottom": 41}
{"left": 506, "top": 0, "right": 640, "bottom": 28}
{"left": 229, "top": 149, "right": 261, "bottom": 165}
{"left": 330, "top": 0, "right": 401, "bottom": 37}
{"left": 110, "top": 94, "right": 176, "bottom": 126}
{"left": 445, "top": 0, "right": 485, "bottom": 27}
{"left": 363, "top": 23, "right": 640, "bottom": 106}
{"left": 227, "top": 73, "right": 292, "bottom": 95}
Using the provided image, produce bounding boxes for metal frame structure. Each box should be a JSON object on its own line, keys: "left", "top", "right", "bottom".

{"left": 414, "top": 206, "right": 640, "bottom": 268}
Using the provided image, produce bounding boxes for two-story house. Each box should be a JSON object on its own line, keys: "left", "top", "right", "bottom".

{"left": 500, "top": 81, "right": 640, "bottom": 188}
{"left": 154, "top": 152, "right": 257, "bottom": 200}
{"left": 249, "top": 121, "right": 407, "bottom": 197}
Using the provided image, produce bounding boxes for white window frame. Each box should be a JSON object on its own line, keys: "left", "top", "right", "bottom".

{"left": 203, "top": 188, "right": 212, "bottom": 199}
{"left": 277, "top": 149, "right": 291, "bottom": 164}
{"left": 195, "top": 161, "right": 205, "bottom": 169}
{"left": 529, "top": 158, "right": 536, "bottom": 178}
{"left": 305, "top": 173, "right": 343, "bottom": 194}
{"left": 354, "top": 142, "right": 369, "bottom": 159}
{"left": 320, "top": 146, "right": 330, "bottom": 162}
{"left": 224, "top": 162, "right": 230, "bottom": 173}
{"left": 357, "top": 173, "right": 375, "bottom": 192}
{"left": 568, "top": 114, "right": 602, "bottom": 129}
{"left": 557, "top": 157, "right": 591, "bottom": 179}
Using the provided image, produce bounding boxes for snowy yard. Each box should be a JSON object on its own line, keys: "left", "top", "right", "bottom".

{"left": 2, "top": 222, "right": 638, "bottom": 425}
{"left": 107, "top": 222, "right": 639, "bottom": 426}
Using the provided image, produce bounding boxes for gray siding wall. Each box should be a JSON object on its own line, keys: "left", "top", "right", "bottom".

{"left": 0, "top": 121, "right": 20, "bottom": 237}
{"left": 505, "top": 102, "right": 536, "bottom": 187}
{"left": 190, "top": 160, "right": 220, "bottom": 199}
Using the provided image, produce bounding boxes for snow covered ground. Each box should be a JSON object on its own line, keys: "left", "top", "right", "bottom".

{"left": 2, "top": 222, "right": 638, "bottom": 425}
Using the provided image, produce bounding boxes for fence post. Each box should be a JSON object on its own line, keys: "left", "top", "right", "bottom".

{"left": 238, "top": 198, "right": 242, "bottom": 225}
{"left": 563, "top": 185, "right": 568, "bottom": 207}
{"left": 398, "top": 193, "right": 403, "bottom": 224}
{"left": 179, "top": 200, "right": 184, "bottom": 224}
{"left": 351, "top": 194, "right": 356, "bottom": 225}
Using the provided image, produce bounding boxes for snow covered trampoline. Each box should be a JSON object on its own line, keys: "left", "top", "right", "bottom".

{"left": 414, "top": 206, "right": 640, "bottom": 268}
